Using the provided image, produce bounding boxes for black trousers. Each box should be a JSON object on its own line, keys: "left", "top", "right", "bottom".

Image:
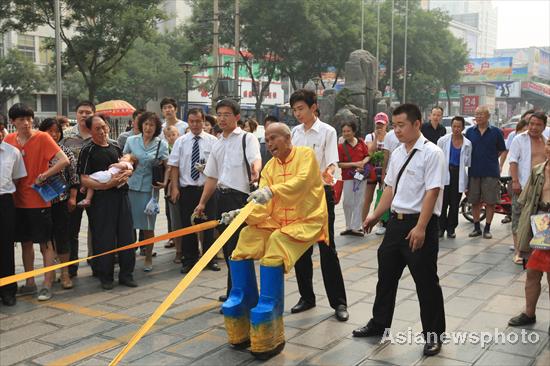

{"left": 51, "top": 200, "right": 70, "bottom": 255}
{"left": 372, "top": 214, "right": 446, "bottom": 338}
{"left": 439, "top": 166, "right": 462, "bottom": 234}
{"left": 294, "top": 185, "right": 347, "bottom": 309}
{"left": 88, "top": 189, "right": 135, "bottom": 284}
{"left": 0, "top": 194, "right": 17, "bottom": 298}
{"left": 217, "top": 189, "right": 248, "bottom": 296}
{"left": 67, "top": 190, "right": 86, "bottom": 276}
{"left": 179, "top": 186, "right": 216, "bottom": 263}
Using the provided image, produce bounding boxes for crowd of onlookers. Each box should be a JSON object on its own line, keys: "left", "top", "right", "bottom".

{"left": 0, "top": 95, "right": 548, "bottom": 337}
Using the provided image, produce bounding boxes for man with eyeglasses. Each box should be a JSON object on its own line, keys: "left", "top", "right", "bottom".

{"left": 193, "top": 99, "right": 261, "bottom": 302}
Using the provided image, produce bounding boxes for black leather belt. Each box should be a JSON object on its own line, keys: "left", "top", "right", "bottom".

{"left": 217, "top": 187, "right": 245, "bottom": 195}
{"left": 391, "top": 212, "right": 420, "bottom": 220}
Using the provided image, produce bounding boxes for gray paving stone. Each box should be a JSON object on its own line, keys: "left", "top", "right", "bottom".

{"left": 33, "top": 336, "right": 117, "bottom": 365}
{"left": 482, "top": 294, "right": 524, "bottom": 315}
{"left": 102, "top": 333, "right": 182, "bottom": 362}
{"left": 369, "top": 340, "right": 424, "bottom": 365}
{"left": 0, "top": 307, "right": 64, "bottom": 331}
{"left": 476, "top": 271, "right": 517, "bottom": 286}
{"left": 0, "top": 340, "right": 53, "bottom": 366}
{"left": 163, "top": 310, "right": 224, "bottom": 338}
{"left": 459, "top": 283, "right": 502, "bottom": 300}
{"left": 444, "top": 297, "right": 485, "bottom": 318}
{"left": 490, "top": 328, "right": 548, "bottom": 358}
{"left": 305, "top": 337, "right": 379, "bottom": 366}
{"left": 394, "top": 299, "right": 421, "bottom": 322}
{"left": 129, "top": 352, "right": 192, "bottom": 365}
{"left": 41, "top": 318, "right": 119, "bottom": 346}
{"left": 471, "top": 253, "right": 508, "bottom": 265}
{"left": 435, "top": 338, "right": 485, "bottom": 363}
{"left": 113, "top": 300, "right": 163, "bottom": 318}
{"left": 441, "top": 273, "right": 477, "bottom": 289}
{"left": 459, "top": 311, "right": 514, "bottom": 333}
{"left": 45, "top": 312, "right": 97, "bottom": 327}
{"left": 166, "top": 328, "right": 227, "bottom": 359}
{"left": 290, "top": 319, "right": 358, "bottom": 349}
{"left": 347, "top": 301, "right": 375, "bottom": 326}
{"left": 452, "top": 262, "right": 491, "bottom": 276}
{"left": 247, "top": 342, "right": 319, "bottom": 366}
{"left": 163, "top": 296, "right": 218, "bottom": 319}
{"left": 533, "top": 348, "right": 550, "bottom": 366}
{"left": 106, "top": 288, "right": 168, "bottom": 307}
{"left": 474, "top": 350, "right": 533, "bottom": 366}
{"left": 416, "top": 356, "right": 472, "bottom": 365}
{"left": 453, "top": 244, "right": 487, "bottom": 256}
{"left": 190, "top": 344, "right": 254, "bottom": 366}
{"left": 438, "top": 253, "right": 473, "bottom": 266}
{"left": 0, "top": 322, "right": 58, "bottom": 349}
{"left": 284, "top": 306, "right": 334, "bottom": 330}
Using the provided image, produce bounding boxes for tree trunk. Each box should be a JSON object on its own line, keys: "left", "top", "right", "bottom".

{"left": 87, "top": 80, "right": 96, "bottom": 103}
{"left": 445, "top": 87, "right": 451, "bottom": 115}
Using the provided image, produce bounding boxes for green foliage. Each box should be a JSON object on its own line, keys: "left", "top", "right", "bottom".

{"left": 0, "top": 49, "right": 46, "bottom": 111}
{"left": 370, "top": 150, "right": 385, "bottom": 165}
{"left": 3, "top": 0, "right": 165, "bottom": 101}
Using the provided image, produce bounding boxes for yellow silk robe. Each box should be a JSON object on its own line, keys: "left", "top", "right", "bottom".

{"left": 247, "top": 146, "right": 328, "bottom": 243}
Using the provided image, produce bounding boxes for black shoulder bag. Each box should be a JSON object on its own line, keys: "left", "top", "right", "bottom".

{"left": 151, "top": 141, "right": 165, "bottom": 185}
{"left": 242, "top": 133, "right": 258, "bottom": 192}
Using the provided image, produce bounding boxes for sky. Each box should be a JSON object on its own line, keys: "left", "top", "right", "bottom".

{"left": 495, "top": 0, "right": 550, "bottom": 49}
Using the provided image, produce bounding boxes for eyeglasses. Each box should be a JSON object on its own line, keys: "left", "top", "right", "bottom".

{"left": 216, "top": 113, "right": 234, "bottom": 118}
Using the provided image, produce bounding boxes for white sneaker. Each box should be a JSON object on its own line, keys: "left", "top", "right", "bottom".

{"left": 375, "top": 226, "right": 386, "bottom": 235}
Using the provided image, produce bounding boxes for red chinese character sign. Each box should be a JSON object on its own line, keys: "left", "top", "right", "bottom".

{"left": 462, "top": 95, "right": 479, "bottom": 115}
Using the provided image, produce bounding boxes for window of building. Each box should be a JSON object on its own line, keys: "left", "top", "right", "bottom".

{"left": 17, "top": 34, "right": 35, "bottom": 62}
{"left": 468, "top": 86, "right": 476, "bottom": 94}
{"left": 39, "top": 37, "right": 53, "bottom": 65}
{"left": 41, "top": 94, "right": 57, "bottom": 112}
{"left": 20, "top": 95, "right": 37, "bottom": 112}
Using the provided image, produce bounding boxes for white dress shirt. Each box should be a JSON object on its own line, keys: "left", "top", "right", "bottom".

{"left": 291, "top": 118, "right": 339, "bottom": 173}
{"left": 384, "top": 135, "right": 446, "bottom": 216}
{"left": 382, "top": 130, "right": 400, "bottom": 153}
{"left": 168, "top": 131, "right": 217, "bottom": 187}
{"left": 505, "top": 130, "right": 517, "bottom": 150}
{"left": 0, "top": 141, "right": 27, "bottom": 194}
{"left": 203, "top": 127, "right": 261, "bottom": 194}
{"left": 508, "top": 131, "right": 547, "bottom": 189}
{"left": 544, "top": 126, "right": 550, "bottom": 139}
{"left": 437, "top": 134, "right": 472, "bottom": 193}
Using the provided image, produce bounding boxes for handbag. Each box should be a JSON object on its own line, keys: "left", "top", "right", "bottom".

{"left": 151, "top": 141, "right": 165, "bottom": 185}
{"left": 374, "top": 187, "right": 390, "bottom": 223}
{"left": 333, "top": 179, "right": 344, "bottom": 205}
{"left": 529, "top": 213, "right": 550, "bottom": 250}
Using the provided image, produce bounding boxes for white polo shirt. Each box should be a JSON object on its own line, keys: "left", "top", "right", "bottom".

{"left": 291, "top": 118, "right": 339, "bottom": 173}
{"left": 168, "top": 131, "right": 218, "bottom": 187}
{"left": 203, "top": 127, "right": 261, "bottom": 194}
{"left": 508, "top": 131, "right": 547, "bottom": 189}
{"left": 384, "top": 135, "right": 445, "bottom": 216}
{"left": 383, "top": 130, "right": 400, "bottom": 153}
{"left": 0, "top": 141, "right": 27, "bottom": 194}
{"left": 544, "top": 126, "right": 550, "bottom": 139}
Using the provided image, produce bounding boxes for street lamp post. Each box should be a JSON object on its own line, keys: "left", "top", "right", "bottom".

{"left": 180, "top": 62, "right": 192, "bottom": 121}
{"left": 312, "top": 76, "right": 321, "bottom": 96}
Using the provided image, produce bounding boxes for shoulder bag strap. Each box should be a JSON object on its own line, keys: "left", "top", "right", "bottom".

{"left": 342, "top": 141, "right": 353, "bottom": 162}
{"left": 154, "top": 140, "right": 161, "bottom": 159}
{"left": 242, "top": 133, "right": 252, "bottom": 182}
{"left": 394, "top": 141, "right": 428, "bottom": 195}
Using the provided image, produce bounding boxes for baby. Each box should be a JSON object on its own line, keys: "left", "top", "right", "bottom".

{"left": 163, "top": 125, "right": 180, "bottom": 152}
{"left": 77, "top": 154, "right": 138, "bottom": 207}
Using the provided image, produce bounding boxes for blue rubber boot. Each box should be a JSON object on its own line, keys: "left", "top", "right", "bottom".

{"left": 222, "top": 259, "right": 258, "bottom": 347}
{"left": 250, "top": 265, "right": 285, "bottom": 360}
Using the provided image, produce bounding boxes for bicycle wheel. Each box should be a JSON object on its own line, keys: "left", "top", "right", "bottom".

{"left": 460, "top": 198, "right": 486, "bottom": 222}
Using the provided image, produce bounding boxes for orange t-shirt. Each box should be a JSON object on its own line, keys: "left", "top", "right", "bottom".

{"left": 4, "top": 131, "right": 61, "bottom": 208}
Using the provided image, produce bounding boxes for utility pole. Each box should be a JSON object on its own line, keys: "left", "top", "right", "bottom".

{"left": 389, "top": 0, "right": 394, "bottom": 103}
{"left": 234, "top": 0, "right": 240, "bottom": 100}
{"left": 54, "top": 0, "right": 62, "bottom": 114}
{"left": 403, "top": 0, "right": 408, "bottom": 103}
{"left": 376, "top": 0, "right": 380, "bottom": 92}
{"left": 212, "top": 0, "right": 220, "bottom": 108}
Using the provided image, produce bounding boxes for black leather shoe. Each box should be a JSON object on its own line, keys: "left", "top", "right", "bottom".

{"left": 119, "top": 279, "right": 138, "bottom": 288}
{"left": 469, "top": 229, "right": 482, "bottom": 237}
{"left": 218, "top": 294, "right": 227, "bottom": 302}
{"left": 335, "top": 304, "right": 349, "bottom": 321}
{"left": 423, "top": 341, "right": 442, "bottom": 356}
{"left": 508, "top": 313, "right": 536, "bottom": 326}
{"left": 439, "top": 230, "right": 445, "bottom": 238}
{"left": 290, "top": 299, "right": 315, "bottom": 314}
{"left": 1, "top": 295, "right": 16, "bottom": 306}
{"left": 207, "top": 261, "right": 221, "bottom": 271}
{"left": 101, "top": 282, "right": 114, "bottom": 290}
{"left": 447, "top": 231, "right": 456, "bottom": 238}
{"left": 352, "top": 319, "right": 385, "bottom": 337}
{"left": 180, "top": 260, "right": 196, "bottom": 274}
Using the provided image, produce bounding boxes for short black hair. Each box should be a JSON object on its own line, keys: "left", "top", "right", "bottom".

{"left": 188, "top": 107, "right": 205, "bottom": 120}
{"left": 290, "top": 89, "right": 317, "bottom": 108}
{"left": 264, "top": 115, "right": 278, "bottom": 124}
{"left": 521, "top": 109, "right": 536, "bottom": 119}
{"left": 39, "top": 117, "right": 64, "bottom": 141}
{"left": 340, "top": 120, "right": 358, "bottom": 133}
{"left": 138, "top": 111, "right": 162, "bottom": 137}
{"left": 75, "top": 100, "right": 96, "bottom": 113}
{"left": 205, "top": 115, "right": 217, "bottom": 126}
{"left": 160, "top": 97, "right": 177, "bottom": 110}
{"left": 85, "top": 113, "right": 109, "bottom": 130}
{"left": 529, "top": 112, "right": 548, "bottom": 126}
{"left": 0, "top": 113, "right": 6, "bottom": 126}
{"left": 451, "top": 116, "right": 465, "bottom": 128}
{"left": 8, "top": 103, "right": 34, "bottom": 120}
{"left": 392, "top": 103, "right": 422, "bottom": 124}
{"left": 213, "top": 124, "right": 222, "bottom": 134}
{"left": 132, "top": 108, "right": 146, "bottom": 120}
{"left": 431, "top": 106, "right": 444, "bottom": 113}
{"left": 216, "top": 99, "right": 240, "bottom": 115}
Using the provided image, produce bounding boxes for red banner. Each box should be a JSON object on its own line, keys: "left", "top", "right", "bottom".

{"left": 462, "top": 95, "right": 479, "bottom": 115}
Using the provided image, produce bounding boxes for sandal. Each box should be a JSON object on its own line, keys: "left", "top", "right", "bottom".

{"left": 513, "top": 254, "right": 523, "bottom": 265}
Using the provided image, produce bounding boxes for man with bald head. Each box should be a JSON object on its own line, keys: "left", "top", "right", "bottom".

{"left": 221, "top": 122, "right": 328, "bottom": 360}
{"left": 465, "top": 106, "right": 506, "bottom": 238}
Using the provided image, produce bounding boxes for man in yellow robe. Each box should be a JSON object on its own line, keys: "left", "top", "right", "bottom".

{"left": 222, "top": 123, "right": 328, "bottom": 360}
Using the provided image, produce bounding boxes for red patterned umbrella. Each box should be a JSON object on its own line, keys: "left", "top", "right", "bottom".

{"left": 95, "top": 100, "right": 136, "bottom": 117}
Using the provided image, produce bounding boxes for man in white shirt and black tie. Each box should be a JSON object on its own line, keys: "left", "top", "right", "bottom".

{"left": 169, "top": 108, "right": 220, "bottom": 273}
{"left": 193, "top": 99, "right": 261, "bottom": 301}
{"left": 355, "top": 103, "right": 446, "bottom": 357}
{"left": 289, "top": 89, "right": 349, "bottom": 322}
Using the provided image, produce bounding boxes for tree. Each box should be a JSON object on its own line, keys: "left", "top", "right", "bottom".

{"left": 0, "top": 49, "right": 46, "bottom": 112}
{"left": 3, "top": 0, "right": 165, "bottom": 101}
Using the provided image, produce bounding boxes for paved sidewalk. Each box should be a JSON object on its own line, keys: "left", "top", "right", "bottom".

{"left": 1, "top": 202, "right": 548, "bottom": 366}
